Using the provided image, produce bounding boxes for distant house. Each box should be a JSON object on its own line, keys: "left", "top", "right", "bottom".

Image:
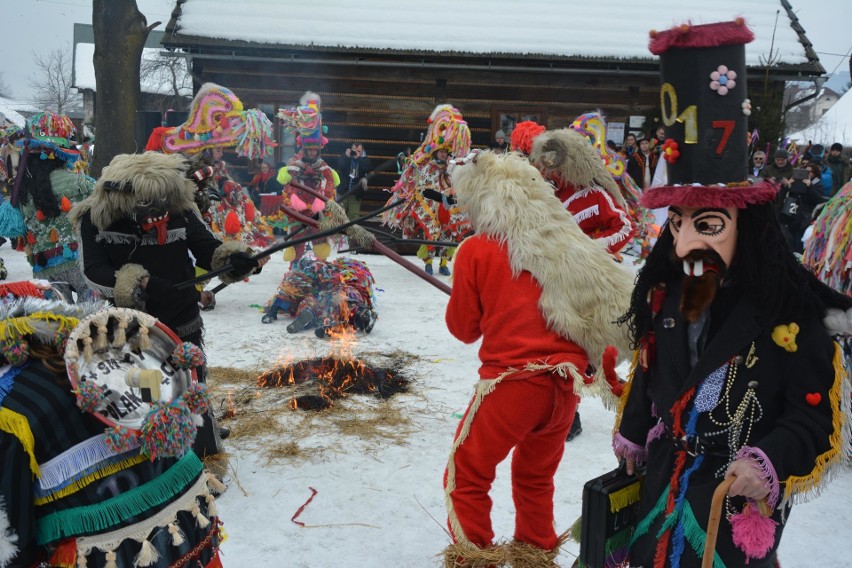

{"left": 0, "top": 96, "right": 39, "bottom": 128}
{"left": 72, "top": 24, "right": 192, "bottom": 127}
{"left": 162, "top": 0, "right": 823, "bottom": 191}
{"left": 813, "top": 87, "right": 840, "bottom": 118}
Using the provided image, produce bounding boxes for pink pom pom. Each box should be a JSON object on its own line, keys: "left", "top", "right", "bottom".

{"left": 731, "top": 501, "right": 778, "bottom": 561}
{"left": 727, "top": 80, "right": 737, "bottom": 90}
{"left": 718, "top": 86, "right": 729, "bottom": 96}
{"left": 728, "top": 70, "right": 738, "bottom": 80}
{"left": 171, "top": 342, "right": 206, "bottom": 369}
{"left": 183, "top": 382, "right": 210, "bottom": 415}
{"left": 710, "top": 71, "right": 721, "bottom": 81}
{"left": 310, "top": 198, "right": 325, "bottom": 214}
{"left": 710, "top": 81, "right": 720, "bottom": 91}
{"left": 718, "top": 65, "right": 728, "bottom": 74}
{"left": 290, "top": 194, "right": 307, "bottom": 210}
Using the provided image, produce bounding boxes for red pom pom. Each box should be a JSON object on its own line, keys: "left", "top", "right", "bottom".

{"left": 223, "top": 210, "right": 242, "bottom": 236}
{"left": 35, "top": 210, "right": 46, "bottom": 222}
{"left": 245, "top": 200, "right": 256, "bottom": 222}
{"left": 510, "top": 121, "right": 546, "bottom": 156}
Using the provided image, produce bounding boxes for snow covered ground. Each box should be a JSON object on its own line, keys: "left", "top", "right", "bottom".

{"left": 2, "top": 245, "right": 850, "bottom": 567}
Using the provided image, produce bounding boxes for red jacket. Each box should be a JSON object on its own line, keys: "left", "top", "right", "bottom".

{"left": 446, "top": 235, "right": 589, "bottom": 380}
{"left": 554, "top": 181, "right": 635, "bottom": 254}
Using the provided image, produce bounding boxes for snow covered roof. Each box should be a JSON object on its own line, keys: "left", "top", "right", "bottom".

{"left": 73, "top": 43, "right": 192, "bottom": 96}
{"left": 0, "top": 96, "right": 38, "bottom": 128}
{"left": 167, "top": 0, "right": 819, "bottom": 70}
{"left": 788, "top": 90, "right": 852, "bottom": 145}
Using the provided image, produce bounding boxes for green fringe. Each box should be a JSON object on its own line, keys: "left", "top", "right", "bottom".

{"left": 566, "top": 515, "right": 582, "bottom": 542}
{"left": 609, "top": 479, "right": 642, "bottom": 513}
{"left": 680, "top": 500, "right": 726, "bottom": 568}
{"left": 36, "top": 452, "right": 203, "bottom": 545}
{"left": 604, "top": 526, "right": 634, "bottom": 556}
{"left": 630, "top": 485, "right": 668, "bottom": 545}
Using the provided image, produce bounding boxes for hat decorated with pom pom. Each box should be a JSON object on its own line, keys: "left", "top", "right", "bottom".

{"left": 63, "top": 307, "right": 209, "bottom": 459}
{"left": 510, "top": 121, "right": 546, "bottom": 156}
{"left": 278, "top": 91, "right": 328, "bottom": 151}
{"left": 410, "top": 104, "right": 471, "bottom": 166}
{"left": 16, "top": 111, "right": 81, "bottom": 165}
{"left": 642, "top": 19, "right": 776, "bottom": 209}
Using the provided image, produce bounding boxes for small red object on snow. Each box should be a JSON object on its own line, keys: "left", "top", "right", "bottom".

{"left": 291, "top": 486, "right": 319, "bottom": 526}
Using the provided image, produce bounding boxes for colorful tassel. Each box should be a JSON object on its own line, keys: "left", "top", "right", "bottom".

{"left": 104, "top": 425, "right": 138, "bottom": 453}
{"left": 245, "top": 200, "right": 256, "bottom": 222}
{"left": 60, "top": 196, "right": 73, "bottom": 212}
{"left": 4, "top": 339, "right": 30, "bottom": 366}
{"left": 171, "top": 342, "right": 206, "bottom": 369}
{"left": 167, "top": 521, "right": 186, "bottom": 546}
{"left": 223, "top": 210, "right": 241, "bottom": 236}
{"left": 140, "top": 399, "right": 196, "bottom": 459}
{"left": 0, "top": 200, "right": 26, "bottom": 238}
{"left": 731, "top": 500, "right": 777, "bottom": 561}
{"left": 133, "top": 539, "right": 159, "bottom": 567}
{"left": 48, "top": 538, "right": 77, "bottom": 568}
{"left": 74, "top": 380, "right": 106, "bottom": 413}
{"left": 182, "top": 383, "right": 210, "bottom": 416}
{"left": 49, "top": 228, "right": 59, "bottom": 243}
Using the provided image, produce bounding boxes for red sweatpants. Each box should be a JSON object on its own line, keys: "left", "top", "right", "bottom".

{"left": 444, "top": 374, "right": 579, "bottom": 551}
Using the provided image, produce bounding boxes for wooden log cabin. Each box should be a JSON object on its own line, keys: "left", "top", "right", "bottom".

{"left": 162, "top": 0, "right": 822, "bottom": 208}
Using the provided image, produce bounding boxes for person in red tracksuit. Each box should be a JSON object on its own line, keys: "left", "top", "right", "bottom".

{"left": 440, "top": 150, "right": 634, "bottom": 567}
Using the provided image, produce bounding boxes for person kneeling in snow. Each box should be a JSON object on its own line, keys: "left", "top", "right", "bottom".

{"left": 441, "top": 150, "right": 633, "bottom": 567}
{"left": 261, "top": 256, "right": 377, "bottom": 337}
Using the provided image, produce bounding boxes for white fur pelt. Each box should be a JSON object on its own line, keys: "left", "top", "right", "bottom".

{"left": 0, "top": 494, "right": 20, "bottom": 568}
{"left": 530, "top": 128, "right": 626, "bottom": 210}
{"left": 450, "top": 151, "right": 634, "bottom": 366}
{"left": 70, "top": 152, "right": 199, "bottom": 231}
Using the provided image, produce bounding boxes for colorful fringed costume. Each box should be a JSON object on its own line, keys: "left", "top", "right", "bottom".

{"left": 613, "top": 20, "right": 852, "bottom": 568}
{"left": 0, "top": 296, "right": 224, "bottom": 568}
{"left": 276, "top": 92, "right": 340, "bottom": 264}
{"left": 382, "top": 104, "right": 472, "bottom": 274}
{"left": 6, "top": 112, "right": 95, "bottom": 300}
{"left": 262, "top": 256, "right": 377, "bottom": 335}
{"left": 803, "top": 182, "right": 852, "bottom": 296}
{"left": 206, "top": 179, "right": 274, "bottom": 249}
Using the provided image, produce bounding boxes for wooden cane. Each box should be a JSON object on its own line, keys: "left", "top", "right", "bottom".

{"left": 702, "top": 476, "right": 736, "bottom": 568}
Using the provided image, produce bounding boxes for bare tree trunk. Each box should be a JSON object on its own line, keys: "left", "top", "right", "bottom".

{"left": 91, "top": 0, "right": 160, "bottom": 177}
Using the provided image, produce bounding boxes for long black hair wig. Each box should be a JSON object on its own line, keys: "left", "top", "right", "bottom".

{"left": 17, "top": 155, "right": 67, "bottom": 218}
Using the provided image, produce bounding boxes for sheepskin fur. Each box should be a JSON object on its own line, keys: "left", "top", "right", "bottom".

{"left": 113, "top": 264, "right": 149, "bottom": 310}
{"left": 0, "top": 496, "right": 18, "bottom": 568}
{"left": 529, "top": 128, "right": 626, "bottom": 210}
{"left": 450, "top": 151, "right": 634, "bottom": 367}
{"left": 211, "top": 240, "right": 253, "bottom": 284}
{"left": 70, "top": 152, "right": 199, "bottom": 231}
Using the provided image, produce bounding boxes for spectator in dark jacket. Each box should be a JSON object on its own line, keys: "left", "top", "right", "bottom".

{"left": 248, "top": 161, "right": 276, "bottom": 205}
{"left": 826, "top": 143, "right": 851, "bottom": 194}
{"left": 762, "top": 149, "right": 795, "bottom": 211}
{"left": 780, "top": 163, "right": 827, "bottom": 253}
{"left": 337, "top": 143, "right": 373, "bottom": 220}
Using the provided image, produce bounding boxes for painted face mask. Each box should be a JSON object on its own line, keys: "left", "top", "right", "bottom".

{"left": 135, "top": 197, "right": 171, "bottom": 245}
{"left": 667, "top": 206, "right": 738, "bottom": 322}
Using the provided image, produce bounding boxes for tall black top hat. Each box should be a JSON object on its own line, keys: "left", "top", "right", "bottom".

{"left": 641, "top": 19, "right": 776, "bottom": 209}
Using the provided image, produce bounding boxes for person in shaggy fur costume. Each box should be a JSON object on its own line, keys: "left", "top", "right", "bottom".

{"left": 70, "top": 151, "right": 266, "bottom": 455}
{"left": 441, "top": 150, "right": 634, "bottom": 567}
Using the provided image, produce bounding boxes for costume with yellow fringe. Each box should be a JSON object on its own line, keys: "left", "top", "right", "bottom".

{"left": 382, "top": 104, "right": 472, "bottom": 273}
{"left": 0, "top": 295, "right": 224, "bottom": 568}
{"left": 275, "top": 91, "right": 340, "bottom": 264}
{"left": 613, "top": 19, "right": 852, "bottom": 568}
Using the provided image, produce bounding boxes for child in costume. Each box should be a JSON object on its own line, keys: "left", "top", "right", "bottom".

{"left": 441, "top": 150, "right": 634, "bottom": 567}
{"left": 382, "top": 104, "right": 472, "bottom": 276}
{"left": 4, "top": 112, "right": 95, "bottom": 301}
{"left": 614, "top": 20, "right": 852, "bottom": 567}
{"left": 277, "top": 92, "right": 340, "bottom": 264}
{"left": 0, "top": 293, "right": 224, "bottom": 568}
{"left": 261, "top": 256, "right": 378, "bottom": 337}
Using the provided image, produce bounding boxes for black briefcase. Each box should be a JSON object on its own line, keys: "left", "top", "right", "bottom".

{"left": 578, "top": 463, "right": 644, "bottom": 568}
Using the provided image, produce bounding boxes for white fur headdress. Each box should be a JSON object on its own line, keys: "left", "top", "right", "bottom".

{"left": 530, "top": 128, "right": 626, "bottom": 210}
{"left": 450, "top": 150, "right": 634, "bottom": 368}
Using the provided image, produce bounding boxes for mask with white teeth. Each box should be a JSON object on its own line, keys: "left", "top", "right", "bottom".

{"left": 667, "top": 206, "right": 738, "bottom": 322}
{"left": 135, "top": 197, "right": 171, "bottom": 245}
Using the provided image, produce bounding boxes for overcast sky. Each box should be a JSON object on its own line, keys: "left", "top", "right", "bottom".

{"left": 1, "top": 0, "right": 849, "bottom": 101}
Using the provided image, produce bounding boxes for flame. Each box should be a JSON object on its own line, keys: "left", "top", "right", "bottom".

{"left": 223, "top": 390, "right": 237, "bottom": 419}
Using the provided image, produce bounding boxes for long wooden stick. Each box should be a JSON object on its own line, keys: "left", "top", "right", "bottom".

{"left": 702, "top": 476, "right": 736, "bottom": 568}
